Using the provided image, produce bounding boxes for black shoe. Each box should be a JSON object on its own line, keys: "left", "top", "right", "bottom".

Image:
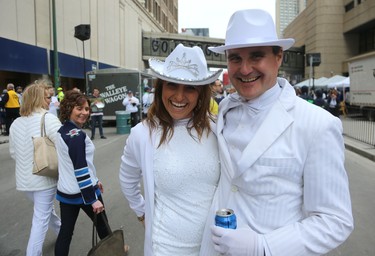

{"left": 100, "top": 136, "right": 107, "bottom": 139}
{"left": 91, "top": 136, "right": 95, "bottom": 140}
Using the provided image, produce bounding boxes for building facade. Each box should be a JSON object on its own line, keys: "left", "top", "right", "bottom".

{"left": 275, "top": 0, "right": 306, "bottom": 37}
{"left": 0, "top": 0, "right": 178, "bottom": 91}
{"left": 283, "top": 0, "right": 375, "bottom": 80}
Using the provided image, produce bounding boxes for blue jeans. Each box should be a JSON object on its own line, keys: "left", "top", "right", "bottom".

{"left": 54, "top": 196, "right": 110, "bottom": 256}
{"left": 91, "top": 115, "right": 104, "bottom": 137}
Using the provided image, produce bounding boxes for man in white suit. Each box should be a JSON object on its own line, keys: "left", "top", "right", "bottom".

{"left": 200, "top": 9, "right": 354, "bottom": 256}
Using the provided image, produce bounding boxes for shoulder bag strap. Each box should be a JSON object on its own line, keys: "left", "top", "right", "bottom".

{"left": 92, "top": 214, "right": 98, "bottom": 247}
{"left": 40, "top": 112, "right": 47, "bottom": 137}
{"left": 91, "top": 213, "right": 113, "bottom": 247}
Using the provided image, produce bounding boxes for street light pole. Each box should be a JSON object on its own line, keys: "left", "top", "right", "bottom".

{"left": 309, "top": 55, "right": 313, "bottom": 89}
{"left": 52, "top": 0, "right": 60, "bottom": 89}
{"left": 307, "top": 53, "right": 320, "bottom": 92}
{"left": 312, "top": 54, "right": 315, "bottom": 91}
{"left": 82, "top": 40, "right": 86, "bottom": 89}
{"left": 74, "top": 24, "right": 90, "bottom": 93}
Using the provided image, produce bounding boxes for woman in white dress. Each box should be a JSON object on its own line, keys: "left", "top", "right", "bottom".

{"left": 119, "top": 44, "right": 223, "bottom": 256}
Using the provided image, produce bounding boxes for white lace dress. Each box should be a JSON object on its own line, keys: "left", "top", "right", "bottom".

{"left": 152, "top": 120, "right": 220, "bottom": 255}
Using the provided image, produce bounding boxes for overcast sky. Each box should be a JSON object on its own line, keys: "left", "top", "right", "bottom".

{"left": 178, "top": 0, "right": 276, "bottom": 39}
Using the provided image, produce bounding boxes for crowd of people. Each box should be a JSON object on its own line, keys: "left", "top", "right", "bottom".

{"left": 295, "top": 85, "right": 350, "bottom": 117}
{"left": 6, "top": 8, "right": 354, "bottom": 256}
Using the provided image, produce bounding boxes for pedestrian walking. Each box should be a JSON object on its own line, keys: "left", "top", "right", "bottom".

{"left": 9, "top": 80, "right": 61, "bottom": 256}
{"left": 2, "top": 83, "right": 20, "bottom": 135}
{"left": 122, "top": 90, "right": 140, "bottom": 127}
{"left": 90, "top": 88, "right": 107, "bottom": 140}
{"left": 54, "top": 90, "right": 112, "bottom": 256}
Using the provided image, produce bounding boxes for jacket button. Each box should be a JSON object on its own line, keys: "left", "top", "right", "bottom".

{"left": 231, "top": 185, "right": 238, "bottom": 192}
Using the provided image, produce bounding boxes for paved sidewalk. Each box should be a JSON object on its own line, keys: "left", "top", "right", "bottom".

{"left": 343, "top": 136, "right": 375, "bottom": 162}
{"left": 1, "top": 129, "right": 375, "bottom": 162}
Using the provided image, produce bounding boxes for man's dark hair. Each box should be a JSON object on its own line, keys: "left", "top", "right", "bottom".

{"left": 272, "top": 46, "right": 282, "bottom": 55}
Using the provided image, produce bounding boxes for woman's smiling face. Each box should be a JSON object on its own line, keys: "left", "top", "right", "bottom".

{"left": 161, "top": 82, "right": 200, "bottom": 120}
{"left": 70, "top": 100, "right": 90, "bottom": 127}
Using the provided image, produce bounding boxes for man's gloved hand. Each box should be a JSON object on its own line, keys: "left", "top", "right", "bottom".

{"left": 211, "top": 225, "right": 264, "bottom": 256}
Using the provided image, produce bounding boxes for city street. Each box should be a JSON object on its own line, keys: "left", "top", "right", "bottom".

{"left": 0, "top": 128, "right": 145, "bottom": 256}
{"left": 1, "top": 127, "right": 375, "bottom": 255}
{"left": 326, "top": 149, "right": 375, "bottom": 256}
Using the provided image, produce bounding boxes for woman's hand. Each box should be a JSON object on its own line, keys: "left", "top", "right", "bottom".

{"left": 98, "top": 181, "right": 104, "bottom": 193}
{"left": 92, "top": 200, "right": 104, "bottom": 214}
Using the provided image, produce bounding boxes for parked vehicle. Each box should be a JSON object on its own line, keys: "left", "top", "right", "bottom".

{"left": 348, "top": 51, "right": 375, "bottom": 121}
{"left": 86, "top": 68, "right": 155, "bottom": 121}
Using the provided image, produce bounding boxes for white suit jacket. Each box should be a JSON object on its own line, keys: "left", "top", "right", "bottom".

{"left": 200, "top": 78, "right": 353, "bottom": 256}
{"left": 119, "top": 121, "right": 218, "bottom": 256}
{"left": 119, "top": 122, "right": 155, "bottom": 256}
{"left": 9, "top": 110, "right": 61, "bottom": 191}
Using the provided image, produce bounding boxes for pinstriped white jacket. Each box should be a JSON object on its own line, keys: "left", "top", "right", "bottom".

{"left": 9, "top": 110, "right": 61, "bottom": 191}
{"left": 200, "top": 78, "right": 353, "bottom": 256}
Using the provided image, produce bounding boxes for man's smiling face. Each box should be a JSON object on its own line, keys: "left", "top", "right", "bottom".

{"left": 226, "top": 46, "right": 283, "bottom": 100}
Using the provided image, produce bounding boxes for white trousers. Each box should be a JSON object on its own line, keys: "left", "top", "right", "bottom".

{"left": 24, "top": 187, "right": 61, "bottom": 256}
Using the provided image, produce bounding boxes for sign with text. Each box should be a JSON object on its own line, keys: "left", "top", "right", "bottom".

{"left": 142, "top": 36, "right": 227, "bottom": 65}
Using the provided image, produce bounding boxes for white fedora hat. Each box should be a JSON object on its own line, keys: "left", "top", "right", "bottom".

{"left": 209, "top": 9, "right": 295, "bottom": 54}
{"left": 149, "top": 44, "right": 222, "bottom": 86}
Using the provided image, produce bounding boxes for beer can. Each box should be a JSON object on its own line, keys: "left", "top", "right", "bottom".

{"left": 215, "top": 208, "right": 237, "bottom": 229}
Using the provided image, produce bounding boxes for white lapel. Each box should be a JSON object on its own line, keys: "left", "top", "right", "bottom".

{"left": 217, "top": 79, "right": 296, "bottom": 180}
{"left": 216, "top": 98, "right": 237, "bottom": 179}
{"left": 235, "top": 100, "right": 294, "bottom": 178}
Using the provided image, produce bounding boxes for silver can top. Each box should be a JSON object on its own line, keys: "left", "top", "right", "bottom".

{"left": 216, "top": 208, "right": 234, "bottom": 217}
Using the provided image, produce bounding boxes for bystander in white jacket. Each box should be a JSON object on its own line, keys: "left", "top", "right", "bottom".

{"left": 9, "top": 108, "right": 62, "bottom": 256}
{"left": 10, "top": 110, "right": 61, "bottom": 191}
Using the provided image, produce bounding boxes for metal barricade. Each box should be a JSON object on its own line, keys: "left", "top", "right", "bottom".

{"left": 341, "top": 117, "right": 375, "bottom": 147}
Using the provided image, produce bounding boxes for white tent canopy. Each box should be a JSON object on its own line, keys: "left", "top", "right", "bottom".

{"left": 294, "top": 77, "right": 328, "bottom": 88}
{"left": 314, "top": 77, "right": 329, "bottom": 86}
{"left": 323, "top": 75, "right": 347, "bottom": 87}
{"left": 295, "top": 75, "right": 349, "bottom": 89}
{"left": 327, "top": 76, "right": 350, "bottom": 88}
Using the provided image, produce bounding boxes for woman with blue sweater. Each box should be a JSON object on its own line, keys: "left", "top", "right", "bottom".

{"left": 54, "top": 90, "right": 109, "bottom": 256}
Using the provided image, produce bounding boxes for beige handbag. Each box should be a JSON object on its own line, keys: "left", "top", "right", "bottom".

{"left": 32, "top": 112, "right": 58, "bottom": 178}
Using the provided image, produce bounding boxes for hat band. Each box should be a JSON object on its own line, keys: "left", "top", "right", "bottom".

{"left": 226, "top": 36, "right": 279, "bottom": 46}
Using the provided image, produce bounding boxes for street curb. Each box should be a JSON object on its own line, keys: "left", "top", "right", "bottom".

{"left": 344, "top": 143, "right": 375, "bottom": 162}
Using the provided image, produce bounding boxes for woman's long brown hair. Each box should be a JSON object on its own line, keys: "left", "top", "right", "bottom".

{"left": 146, "top": 78, "right": 214, "bottom": 147}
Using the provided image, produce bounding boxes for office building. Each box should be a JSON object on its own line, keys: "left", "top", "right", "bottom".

{"left": 283, "top": 0, "right": 375, "bottom": 80}
{"left": 0, "top": 0, "right": 178, "bottom": 91}
{"left": 276, "top": 0, "right": 306, "bottom": 37}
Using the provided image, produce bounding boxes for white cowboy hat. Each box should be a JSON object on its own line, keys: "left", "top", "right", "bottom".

{"left": 209, "top": 9, "right": 295, "bottom": 54}
{"left": 148, "top": 44, "right": 222, "bottom": 86}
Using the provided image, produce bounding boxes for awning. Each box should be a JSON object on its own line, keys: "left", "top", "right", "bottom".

{"left": 0, "top": 37, "right": 48, "bottom": 74}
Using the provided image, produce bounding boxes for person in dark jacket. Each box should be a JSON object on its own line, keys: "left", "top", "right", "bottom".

{"left": 313, "top": 89, "right": 327, "bottom": 109}
{"left": 299, "top": 85, "right": 313, "bottom": 103}
{"left": 90, "top": 88, "right": 106, "bottom": 140}
{"left": 327, "top": 89, "right": 341, "bottom": 117}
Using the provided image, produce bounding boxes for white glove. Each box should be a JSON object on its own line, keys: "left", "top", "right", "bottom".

{"left": 211, "top": 225, "right": 264, "bottom": 256}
